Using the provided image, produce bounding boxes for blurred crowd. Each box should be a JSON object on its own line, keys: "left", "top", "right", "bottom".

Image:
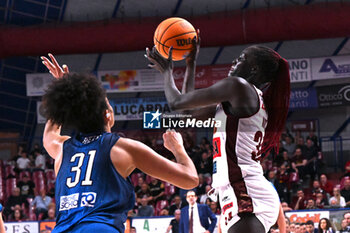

{"left": 0, "top": 128, "right": 349, "bottom": 233}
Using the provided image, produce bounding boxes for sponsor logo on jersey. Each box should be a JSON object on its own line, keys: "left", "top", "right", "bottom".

{"left": 222, "top": 202, "right": 233, "bottom": 214}
{"left": 59, "top": 193, "right": 79, "bottom": 211}
{"left": 143, "top": 110, "right": 161, "bottom": 129}
{"left": 81, "top": 192, "right": 97, "bottom": 207}
{"left": 213, "top": 161, "right": 217, "bottom": 174}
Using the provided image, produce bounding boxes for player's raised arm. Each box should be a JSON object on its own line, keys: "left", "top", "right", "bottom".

{"left": 41, "top": 54, "right": 70, "bottom": 160}
{"left": 182, "top": 30, "right": 200, "bottom": 94}
{"left": 146, "top": 47, "right": 259, "bottom": 118}
{"left": 111, "top": 130, "right": 199, "bottom": 189}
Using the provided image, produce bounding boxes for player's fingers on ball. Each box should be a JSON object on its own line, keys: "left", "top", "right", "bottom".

{"left": 168, "top": 47, "right": 173, "bottom": 60}
{"left": 63, "top": 64, "right": 69, "bottom": 73}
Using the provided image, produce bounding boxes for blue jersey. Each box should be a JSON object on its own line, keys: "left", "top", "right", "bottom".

{"left": 53, "top": 132, "right": 135, "bottom": 233}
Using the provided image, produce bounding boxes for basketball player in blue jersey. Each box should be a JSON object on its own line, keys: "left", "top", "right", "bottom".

{"left": 41, "top": 54, "right": 199, "bottom": 233}
{"left": 146, "top": 35, "right": 290, "bottom": 233}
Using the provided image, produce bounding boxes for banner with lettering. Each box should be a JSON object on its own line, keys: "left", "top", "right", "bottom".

{"left": 316, "top": 84, "right": 350, "bottom": 108}
{"left": 312, "top": 55, "right": 350, "bottom": 80}
{"left": 5, "top": 222, "right": 39, "bottom": 233}
{"left": 288, "top": 58, "right": 312, "bottom": 83}
{"left": 285, "top": 210, "right": 329, "bottom": 227}
{"left": 109, "top": 97, "right": 171, "bottom": 121}
{"left": 289, "top": 88, "right": 318, "bottom": 109}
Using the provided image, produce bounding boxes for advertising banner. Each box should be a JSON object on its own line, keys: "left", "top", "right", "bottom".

{"left": 289, "top": 88, "right": 318, "bottom": 109}
{"left": 316, "top": 84, "right": 350, "bottom": 108}
{"left": 109, "top": 97, "right": 171, "bottom": 121}
{"left": 312, "top": 55, "right": 350, "bottom": 80}
{"left": 39, "top": 221, "right": 56, "bottom": 232}
{"left": 285, "top": 210, "right": 329, "bottom": 227}
{"left": 26, "top": 73, "right": 54, "bottom": 96}
{"left": 97, "top": 65, "right": 230, "bottom": 93}
{"left": 5, "top": 222, "right": 39, "bottom": 233}
{"left": 288, "top": 58, "right": 312, "bottom": 83}
{"left": 132, "top": 217, "right": 218, "bottom": 233}
{"left": 37, "top": 101, "right": 46, "bottom": 124}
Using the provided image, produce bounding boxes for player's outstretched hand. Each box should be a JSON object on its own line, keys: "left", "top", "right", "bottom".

{"left": 145, "top": 46, "right": 173, "bottom": 74}
{"left": 163, "top": 129, "right": 184, "bottom": 153}
{"left": 186, "top": 29, "right": 201, "bottom": 65}
{"left": 41, "top": 53, "right": 69, "bottom": 79}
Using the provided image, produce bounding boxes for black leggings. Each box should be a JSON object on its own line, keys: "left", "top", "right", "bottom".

{"left": 228, "top": 213, "right": 265, "bottom": 233}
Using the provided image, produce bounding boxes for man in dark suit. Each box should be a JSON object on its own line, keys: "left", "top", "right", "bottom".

{"left": 180, "top": 190, "right": 217, "bottom": 233}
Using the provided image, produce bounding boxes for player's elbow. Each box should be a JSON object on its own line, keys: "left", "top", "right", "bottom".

{"left": 168, "top": 96, "right": 186, "bottom": 112}
{"left": 182, "top": 173, "right": 199, "bottom": 189}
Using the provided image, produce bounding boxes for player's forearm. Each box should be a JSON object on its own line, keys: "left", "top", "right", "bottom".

{"left": 172, "top": 147, "right": 198, "bottom": 188}
{"left": 163, "top": 70, "right": 182, "bottom": 110}
{"left": 182, "top": 62, "right": 196, "bottom": 94}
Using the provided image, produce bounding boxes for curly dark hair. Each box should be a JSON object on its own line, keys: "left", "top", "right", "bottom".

{"left": 42, "top": 73, "right": 108, "bottom": 134}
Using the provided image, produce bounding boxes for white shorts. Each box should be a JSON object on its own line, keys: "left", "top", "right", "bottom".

{"left": 218, "top": 175, "right": 280, "bottom": 233}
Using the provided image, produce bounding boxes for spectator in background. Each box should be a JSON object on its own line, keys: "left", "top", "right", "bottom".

{"left": 304, "top": 139, "right": 318, "bottom": 180}
{"left": 134, "top": 176, "right": 145, "bottom": 194}
{"left": 318, "top": 218, "right": 334, "bottom": 233}
{"left": 300, "top": 223, "right": 307, "bottom": 233}
{"left": 307, "top": 131, "right": 319, "bottom": 148}
{"left": 16, "top": 150, "right": 31, "bottom": 171}
{"left": 4, "top": 187, "right": 27, "bottom": 218}
{"left": 294, "top": 223, "right": 301, "bottom": 233}
{"left": 320, "top": 174, "right": 334, "bottom": 196}
{"left": 344, "top": 212, "right": 350, "bottom": 232}
{"left": 289, "top": 222, "right": 296, "bottom": 233}
{"left": 137, "top": 197, "right": 154, "bottom": 217}
{"left": 17, "top": 175, "right": 35, "bottom": 199}
{"left": 149, "top": 177, "right": 165, "bottom": 204}
{"left": 341, "top": 161, "right": 350, "bottom": 179}
{"left": 196, "top": 174, "right": 206, "bottom": 197}
{"left": 159, "top": 208, "right": 169, "bottom": 216}
{"left": 32, "top": 188, "right": 52, "bottom": 219}
{"left": 130, "top": 226, "right": 137, "bottom": 233}
{"left": 281, "top": 202, "right": 293, "bottom": 212}
{"left": 136, "top": 183, "right": 152, "bottom": 205}
{"left": 311, "top": 180, "right": 325, "bottom": 197}
{"left": 266, "top": 170, "right": 278, "bottom": 187}
{"left": 315, "top": 192, "right": 328, "bottom": 209}
{"left": 34, "top": 149, "right": 46, "bottom": 171}
{"left": 341, "top": 178, "right": 350, "bottom": 207}
{"left": 283, "top": 136, "right": 296, "bottom": 157}
{"left": 293, "top": 189, "right": 307, "bottom": 210}
{"left": 8, "top": 206, "right": 28, "bottom": 222}
{"left": 197, "top": 151, "right": 212, "bottom": 177}
{"left": 291, "top": 148, "right": 307, "bottom": 182}
{"left": 305, "top": 220, "right": 318, "bottom": 233}
{"left": 44, "top": 204, "right": 56, "bottom": 221}
{"left": 199, "top": 185, "right": 212, "bottom": 204}
{"left": 329, "top": 187, "right": 346, "bottom": 208}
{"left": 296, "top": 137, "right": 307, "bottom": 155}
{"left": 305, "top": 198, "right": 316, "bottom": 209}
{"left": 166, "top": 209, "right": 181, "bottom": 233}
{"left": 209, "top": 201, "right": 220, "bottom": 215}
{"left": 339, "top": 218, "right": 348, "bottom": 233}
{"left": 169, "top": 195, "right": 183, "bottom": 216}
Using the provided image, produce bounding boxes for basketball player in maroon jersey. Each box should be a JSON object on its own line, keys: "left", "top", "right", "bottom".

{"left": 146, "top": 37, "right": 290, "bottom": 233}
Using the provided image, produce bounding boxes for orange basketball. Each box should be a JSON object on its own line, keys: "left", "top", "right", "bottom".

{"left": 154, "top": 17, "right": 197, "bottom": 61}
